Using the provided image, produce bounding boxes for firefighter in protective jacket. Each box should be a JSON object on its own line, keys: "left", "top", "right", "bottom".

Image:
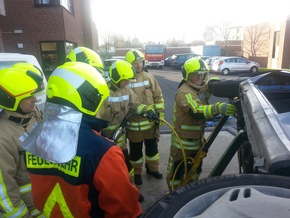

{"left": 98, "top": 60, "right": 158, "bottom": 186}
{"left": 125, "top": 49, "right": 165, "bottom": 187}
{"left": 166, "top": 57, "right": 236, "bottom": 191}
{"left": 0, "top": 64, "right": 44, "bottom": 217}
{"left": 23, "top": 62, "right": 142, "bottom": 218}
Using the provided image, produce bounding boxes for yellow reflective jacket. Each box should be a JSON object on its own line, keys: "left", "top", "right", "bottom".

{"left": 126, "top": 71, "right": 165, "bottom": 140}
{"left": 0, "top": 109, "right": 42, "bottom": 217}
{"left": 98, "top": 82, "right": 149, "bottom": 147}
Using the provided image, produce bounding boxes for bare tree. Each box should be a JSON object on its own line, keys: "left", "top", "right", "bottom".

{"left": 204, "top": 18, "right": 237, "bottom": 55}
{"left": 243, "top": 23, "right": 270, "bottom": 57}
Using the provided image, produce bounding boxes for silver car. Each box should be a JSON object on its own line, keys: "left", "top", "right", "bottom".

{"left": 212, "top": 56, "right": 260, "bottom": 75}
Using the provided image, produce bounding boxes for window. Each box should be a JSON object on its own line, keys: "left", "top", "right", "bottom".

{"left": 60, "top": 0, "right": 73, "bottom": 12}
{"left": 272, "top": 31, "right": 280, "bottom": 58}
{"left": 35, "top": 0, "right": 59, "bottom": 6}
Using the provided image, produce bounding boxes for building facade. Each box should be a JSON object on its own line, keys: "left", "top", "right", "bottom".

{"left": 267, "top": 15, "right": 290, "bottom": 69}
{"left": 0, "top": 0, "right": 98, "bottom": 77}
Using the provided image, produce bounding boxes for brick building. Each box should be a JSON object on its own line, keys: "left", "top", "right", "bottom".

{"left": 0, "top": 0, "right": 98, "bottom": 77}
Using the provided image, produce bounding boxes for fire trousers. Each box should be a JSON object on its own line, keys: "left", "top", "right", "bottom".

{"left": 129, "top": 138, "right": 160, "bottom": 175}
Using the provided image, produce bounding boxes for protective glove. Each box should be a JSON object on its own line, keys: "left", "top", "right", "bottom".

{"left": 146, "top": 109, "right": 159, "bottom": 120}
{"left": 158, "top": 112, "right": 164, "bottom": 128}
{"left": 215, "top": 102, "right": 236, "bottom": 116}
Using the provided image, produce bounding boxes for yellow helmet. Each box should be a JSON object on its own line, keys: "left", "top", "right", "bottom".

{"left": 125, "top": 49, "right": 145, "bottom": 64}
{"left": 0, "top": 63, "right": 45, "bottom": 111}
{"left": 182, "top": 57, "right": 209, "bottom": 81}
{"left": 109, "top": 60, "right": 136, "bottom": 84}
{"left": 12, "top": 63, "right": 42, "bottom": 76}
{"left": 66, "top": 47, "right": 104, "bottom": 73}
{"left": 46, "top": 62, "right": 109, "bottom": 116}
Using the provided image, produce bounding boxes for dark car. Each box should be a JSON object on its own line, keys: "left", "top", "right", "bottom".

{"left": 171, "top": 53, "right": 199, "bottom": 69}
{"left": 164, "top": 55, "right": 176, "bottom": 67}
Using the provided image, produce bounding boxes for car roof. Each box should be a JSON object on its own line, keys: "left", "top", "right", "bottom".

{"left": 105, "top": 56, "right": 125, "bottom": 61}
{"left": 174, "top": 53, "right": 198, "bottom": 56}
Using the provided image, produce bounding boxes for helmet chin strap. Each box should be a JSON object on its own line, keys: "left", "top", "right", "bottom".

{"left": 187, "top": 76, "right": 209, "bottom": 90}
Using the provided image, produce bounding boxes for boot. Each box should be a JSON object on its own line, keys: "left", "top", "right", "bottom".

{"left": 145, "top": 164, "right": 163, "bottom": 179}
{"left": 138, "top": 192, "right": 144, "bottom": 202}
{"left": 134, "top": 174, "right": 142, "bottom": 188}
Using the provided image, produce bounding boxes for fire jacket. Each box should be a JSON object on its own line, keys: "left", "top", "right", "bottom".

{"left": 172, "top": 81, "right": 212, "bottom": 151}
{"left": 0, "top": 109, "right": 42, "bottom": 217}
{"left": 25, "top": 115, "right": 142, "bottom": 218}
{"left": 127, "top": 71, "right": 164, "bottom": 141}
{"left": 98, "top": 82, "right": 149, "bottom": 148}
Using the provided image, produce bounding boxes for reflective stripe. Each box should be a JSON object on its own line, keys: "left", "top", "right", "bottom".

{"left": 127, "top": 120, "right": 155, "bottom": 131}
{"left": 26, "top": 154, "right": 81, "bottom": 178}
{"left": 129, "top": 169, "right": 135, "bottom": 177}
{"left": 31, "top": 208, "right": 44, "bottom": 217}
{"left": 146, "top": 153, "right": 160, "bottom": 161}
{"left": 166, "top": 156, "right": 173, "bottom": 175}
{"left": 43, "top": 183, "right": 73, "bottom": 217}
{"left": 128, "top": 80, "right": 149, "bottom": 88}
{"left": 52, "top": 68, "right": 86, "bottom": 90}
{"left": 171, "top": 134, "right": 202, "bottom": 150}
{"left": 107, "top": 95, "right": 129, "bottom": 103}
{"left": 0, "top": 170, "right": 28, "bottom": 217}
{"left": 203, "top": 104, "right": 214, "bottom": 119}
{"left": 127, "top": 123, "right": 154, "bottom": 131}
{"left": 136, "top": 104, "right": 147, "bottom": 114}
{"left": 19, "top": 184, "right": 31, "bottom": 194}
{"left": 116, "top": 134, "right": 126, "bottom": 145}
{"left": 154, "top": 102, "right": 164, "bottom": 110}
{"left": 104, "top": 125, "right": 119, "bottom": 131}
{"left": 169, "top": 180, "right": 181, "bottom": 186}
{"left": 181, "top": 124, "right": 204, "bottom": 131}
{"left": 185, "top": 94, "right": 199, "bottom": 112}
{"left": 131, "top": 157, "right": 143, "bottom": 164}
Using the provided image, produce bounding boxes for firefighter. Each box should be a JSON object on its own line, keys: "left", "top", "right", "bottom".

{"left": 166, "top": 57, "right": 237, "bottom": 191}
{"left": 23, "top": 62, "right": 142, "bottom": 217}
{"left": 65, "top": 46, "right": 108, "bottom": 80}
{"left": 0, "top": 64, "right": 44, "bottom": 217}
{"left": 125, "top": 49, "right": 165, "bottom": 187}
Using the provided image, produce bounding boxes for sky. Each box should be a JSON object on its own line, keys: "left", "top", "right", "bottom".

{"left": 92, "top": 0, "right": 290, "bottom": 45}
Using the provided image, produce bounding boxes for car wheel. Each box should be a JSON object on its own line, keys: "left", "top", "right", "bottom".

{"left": 250, "top": 66, "right": 258, "bottom": 73}
{"left": 142, "top": 174, "right": 290, "bottom": 218}
{"left": 222, "top": 68, "right": 230, "bottom": 75}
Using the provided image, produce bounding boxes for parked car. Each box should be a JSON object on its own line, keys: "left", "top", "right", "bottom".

{"left": 103, "top": 56, "right": 125, "bottom": 80}
{"left": 205, "top": 56, "right": 222, "bottom": 72}
{"left": 164, "top": 55, "right": 176, "bottom": 67}
{"left": 0, "top": 53, "right": 48, "bottom": 112}
{"left": 211, "top": 56, "right": 260, "bottom": 75}
{"left": 171, "top": 53, "right": 199, "bottom": 69}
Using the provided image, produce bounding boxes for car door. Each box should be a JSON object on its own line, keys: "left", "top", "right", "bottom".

{"left": 235, "top": 57, "right": 249, "bottom": 72}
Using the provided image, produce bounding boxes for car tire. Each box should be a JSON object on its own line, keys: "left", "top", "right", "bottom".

{"left": 142, "top": 174, "right": 290, "bottom": 218}
{"left": 250, "top": 66, "right": 258, "bottom": 73}
{"left": 222, "top": 68, "right": 230, "bottom": 75}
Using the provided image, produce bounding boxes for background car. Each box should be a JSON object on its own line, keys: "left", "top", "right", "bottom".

{"left": 164, "top": 55, "right": 176, "bottom": 67}
{"left": 205, "top": 56, "right": 222, "bottom": 72}
{"left": 171, "top": 53, "right": 199, "bottom": 69}
{"left": 211, "top": 56, "right": 260, "bottom": 75}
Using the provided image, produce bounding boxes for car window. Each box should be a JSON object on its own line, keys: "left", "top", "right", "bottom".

{"left": 104, "top": 60, "right": 113, "bottom": 71}
{"left": 236, "top": 58, "right": 246, "bottom": 63}
{"left": 226, "top": 58, "right": 236, "bottom": 63}
{"left": 178, "top": 55, "right": 185, "bottom": 60}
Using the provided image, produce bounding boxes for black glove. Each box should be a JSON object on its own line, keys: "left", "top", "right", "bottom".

{"left": 146, "top": 110, "right": 159, "bottom": 120}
